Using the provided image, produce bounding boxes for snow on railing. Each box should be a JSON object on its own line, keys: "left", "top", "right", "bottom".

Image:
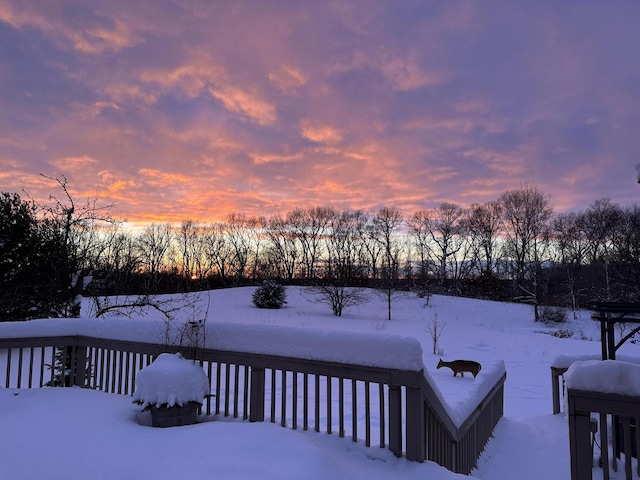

{"left": 551, "top": 354, "right": 640, "bottom": 415}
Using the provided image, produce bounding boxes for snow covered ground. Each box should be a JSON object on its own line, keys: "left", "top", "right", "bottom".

{"left": 1, "top": 287, "right": 637, "bottom": 479}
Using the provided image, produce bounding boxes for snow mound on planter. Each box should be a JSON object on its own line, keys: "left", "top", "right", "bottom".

{"left": 132, "top": 353, "right": 209, "bottom": 409}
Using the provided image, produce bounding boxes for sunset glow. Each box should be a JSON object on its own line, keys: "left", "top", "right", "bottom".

{"left": 1, "top": 1, "right": 639, "bottom": 226}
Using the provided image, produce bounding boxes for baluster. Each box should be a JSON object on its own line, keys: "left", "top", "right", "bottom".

{"left": 292, "top": 371, "right": 298, "bottom": 430}
{"left": 5, "top": 348, "right": 12, "bottom": 388}
{"left": 206, "top": 361, "right": 213, "bottom": 415}
{"left": 379, "top": 383, "right": 386, "bottom": 448}
{"left": 352, "top": 378, "right": 358, "bottom": 442}
{"left": 39, "top": 346, "right": 46, "bottom": 387}
{"left": 224, "top": 363, "right": 231, "bottom": 417}
{"left": 315, "top": 374, "right": 320, "bottom": 432}
{"left": 243, "top": 365, "right": 249, "bottom": 420}
{"left": 280, "top": 370, "right": 287, "bottom": 427}
{"left": 365, "top": 381, "right": 371, "bottom": 447}
{"left": 17, "top": 347, "right": 23, "bottom": 388}
{"left": 270, "top": 368, "right": 276, "bottom": 423}
{"left": 303, "top": 373, "right": 309, "bottom": 430}
{"left": 28, "top": 347, "right": 34, "bottom": 388}
{"left": 234, "top": 364, "right": 240, "bottom": 418}
{"left": 215, "top": 361, "right": 221, "bottom": 414}
{"left": 326, "top": 375, "right": 332, "bottom": 434}
{"left": 339, "top": 377, "right": 345, "bottom": 438}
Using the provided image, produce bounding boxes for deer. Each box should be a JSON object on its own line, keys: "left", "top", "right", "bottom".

{"left": 436, "top": 359, "right": 482, "bottom": 378}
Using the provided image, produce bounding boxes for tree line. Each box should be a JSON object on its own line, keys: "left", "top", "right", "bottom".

{"left": 1, "top": 179, "right": 639, "bottom": 321}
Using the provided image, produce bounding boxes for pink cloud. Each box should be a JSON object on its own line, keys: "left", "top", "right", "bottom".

{"left": 300, "top": 121, "right": 343, "bottom": 144}
{"left": 269, "top": 65, "right": 307, "bottom": 92}
{"left": 208, "top": 85, "right": 277, "bottom": 126}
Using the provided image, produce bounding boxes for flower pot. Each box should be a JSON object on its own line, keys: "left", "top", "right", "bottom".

{"left": 132, "top": 352, "right": 209, "bottom": 428}
{"left": 148, "top": 401, "right": 201, "bottom": 428}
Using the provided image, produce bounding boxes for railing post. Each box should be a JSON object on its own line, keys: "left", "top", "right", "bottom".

{"left": 71, "top": 345, "right": 88, "bottom": 387}
{"left": 389, "top": 385, "right": 402, "bottom": 457}
{"left": 405, "top": 386, "right": 425, "bottom": 462}
{"left": 567, "top": 390, "right": 594, "bottom": 480}
{"left": 249, "top": 367, "right": 265, "bottom": 422}
{"left": 551, "top": 367, "right": 561, "bottom": 414}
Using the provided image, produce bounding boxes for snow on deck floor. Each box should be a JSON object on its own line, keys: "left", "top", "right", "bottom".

{"left": 0, "top": 387, "right": 470, "bottom": 480}
{"left": 473, "top": 415, "right": 571, "bottom": 479}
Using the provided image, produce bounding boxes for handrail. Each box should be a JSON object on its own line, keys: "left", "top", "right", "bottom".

{"left": 457, "top": 372, "right": 507, "bottom": 435}
{"left": 419, "top": 373, "right": 459, "bottom": 434}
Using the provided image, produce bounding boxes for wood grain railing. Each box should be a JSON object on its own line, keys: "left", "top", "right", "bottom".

{"left": 0, "top": 334, "right": 504, "bottom": 474}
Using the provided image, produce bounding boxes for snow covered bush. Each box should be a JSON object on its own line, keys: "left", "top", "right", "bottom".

{"left": 252, "top": 280, "right": 287, "bottom": 309}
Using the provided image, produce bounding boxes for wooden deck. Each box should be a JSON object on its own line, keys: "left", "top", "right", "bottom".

{"left": 0, "top": 332, "right": 505, "bottom": 475}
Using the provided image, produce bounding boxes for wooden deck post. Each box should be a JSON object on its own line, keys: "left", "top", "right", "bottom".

{"left": 249, "top": 367, "right": 265, "bottom": 422}
{"left": 389, "top": 385, "right": 402, "bottom": 457}
{"left": 71, "top": 345, "right": 88, "bottom": 387}
{"left": 567, "top": 392, "right": 595, "bottom": 480}
{"left": 551, "top": 366, "right": 565, "bottom": 414}
{"left": 552, "top": 367, "right": 560, "bottom": 414}
{"left": 405, "top": 386, "right": 425, "bottom": 462}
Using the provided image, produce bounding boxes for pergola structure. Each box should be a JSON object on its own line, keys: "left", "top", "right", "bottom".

{"left": 590, "top": 302, "right": 640, "bottom": 360}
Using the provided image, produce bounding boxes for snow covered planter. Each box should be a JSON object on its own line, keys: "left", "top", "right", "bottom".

{"left": 132, "top": 353, "right": 209, "bottom": 428}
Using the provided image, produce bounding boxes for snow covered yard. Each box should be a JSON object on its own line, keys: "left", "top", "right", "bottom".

{"left": 1, "top": 287, "right": 635, "bottom": 479}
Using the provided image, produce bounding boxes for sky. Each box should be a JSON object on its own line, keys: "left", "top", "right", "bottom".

{"left": 1, "top": 1, "right": 639, "bottom": 226}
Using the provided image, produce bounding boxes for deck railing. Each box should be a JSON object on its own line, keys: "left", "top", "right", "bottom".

{"left": 568, "top": 387, "right": 640, "bottom": 480}
{"left": 552, "top": 356, "right": 640, "bottom": 415}
{"left": 0, "top": 333, "right": 505, "bottom": 475}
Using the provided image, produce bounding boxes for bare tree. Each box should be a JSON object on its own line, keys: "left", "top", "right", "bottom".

{"left": 245, "top": 215, "right": 267, "bottom": 280}
{"left": 98, "top": 227, "right": 141, "bottom": 293}
{"left": 174, "top": 220, "right": 198, "bottom": 283}
{"left": 136, "top": 223, "right": 173, "bottom": 292}
{"left": 287, "top": 207, "right": 334, "bottom": 280}
{"left": 466, "top": 201, "right": 503, "bottom": 279}
{"left": 225, "top": 213, "right": 252, "bottom": 284}
{"left": 373, "top": 206, "right": 404, "bottom": 320}
{"left": 305, "top": 284, "right": 369, "bottom": 316}
{"left": 25, "top": 174, "right": 117, "bottom": 316}
{"left": 583, "top": 198, "right": 624, "bottom": 300}
{"left": 356, "top": 212, "right": 383, "bottom": 280}
{"left": 407, "top": 209, "right": 435, "bottom": 281}
{"left": 551, "top": 212, "right": 589, "bottom": 316}
{"left": 266, "top": 214, "right": 300, "bottom": 280}
{"left": 426, "top": 312, "right": 446, "bottom": 355}
{"left": 613, "top": 205, "right": 640, "bottom": 298}
{"left": 428, "top": 203, "right": 467, "bottom": 285}
{"left": 308, "top": 210, "right": 370, "bottom": 316}
{"left": 202, "top": 222, "right": 233, "bottom": 284}
{"left": 324, "top": 210, "right": 366, "bottom": 282}
{"left": 499, "top": 184, "right": 553, "bottom": 320}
